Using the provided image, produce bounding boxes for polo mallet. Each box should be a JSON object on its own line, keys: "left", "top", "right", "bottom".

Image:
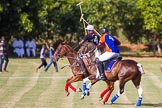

{"left": 76, "top": 2, "right": 101, "bottom": 37}
{"left": 76, "top": 2, "right": 87, "bottom": 35}
{"left": 81, "top": 16, "right": 101, "bottom": 37}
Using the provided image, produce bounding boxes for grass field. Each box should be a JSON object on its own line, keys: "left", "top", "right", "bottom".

{"left": 0, "top": 57, "right": 162, "bottom": 108}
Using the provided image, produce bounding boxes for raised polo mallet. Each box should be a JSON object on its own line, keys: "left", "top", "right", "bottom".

{"left": 81, "top": 17, "right": 101, "bottom": 37}
{"left": 76, "top": 2, "right": 101, "bottom": 37}
{"left": 76, "top": 2, "right": 87, "bottom": 35}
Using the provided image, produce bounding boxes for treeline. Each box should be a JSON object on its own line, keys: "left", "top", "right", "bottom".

{"left": 0, "top": 0, "right": 162, "bottom": 55}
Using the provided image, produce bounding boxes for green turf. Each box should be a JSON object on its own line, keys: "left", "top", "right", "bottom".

{"left": 0, "top": 57, "right": 161, "bottom": 108}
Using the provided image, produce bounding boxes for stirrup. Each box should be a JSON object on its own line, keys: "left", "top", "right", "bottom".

{"left": 96, "top": 76, "right": 106, "bottom": 81}
{"left": 100, "top": 76, "right": 106, "bottom": 81}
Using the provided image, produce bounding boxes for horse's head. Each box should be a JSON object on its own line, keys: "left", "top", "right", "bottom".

{"left": 78, "top": 42, "right": 97, "bottom": 54}
{"left": 53, "top": 41, "right": 76, "bottom": 61}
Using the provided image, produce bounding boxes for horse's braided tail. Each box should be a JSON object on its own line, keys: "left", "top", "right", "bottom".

{"left": 137, "top": 63, "right": 145, "bottom": 74}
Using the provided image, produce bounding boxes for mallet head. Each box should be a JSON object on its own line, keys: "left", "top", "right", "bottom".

{"left": 76, "top": 2, "right": 83, "bottom": 6}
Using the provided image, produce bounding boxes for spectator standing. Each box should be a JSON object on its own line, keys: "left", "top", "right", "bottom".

{"left": 25, "top": 38, "right": 36, "bottom": 57}
{"left": 44, "top": 43, "right": 58, "bottom": 72}
{"left": 36, "top": 44, "right": 47, "bottom": 72}
{"left": 0, "top": 36, "right": 9, "bottom": 72}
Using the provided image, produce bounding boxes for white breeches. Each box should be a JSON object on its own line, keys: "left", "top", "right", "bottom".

{"left": 97, "top": 52, "right": 120, "bottom": 62}
{"left": 95, "top": 49, "right": 101, "bottom": 58}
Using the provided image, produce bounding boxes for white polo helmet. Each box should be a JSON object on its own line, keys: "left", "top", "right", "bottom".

{"left": 85, "top": 25, "right": 94, "bottom": 30}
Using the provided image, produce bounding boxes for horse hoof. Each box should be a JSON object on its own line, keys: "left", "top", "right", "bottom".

{"left": 80, "top": 96, "right": 84, "bottom": 100}
{"left": 135, "top": 104, "right": 141, "bottom": 107}
{"left": 87, "top": 91, "right": 90, "bottom": 96}
{"left": 99, "top": 97, "right": 103, "bottom": 101}
{"left": 109, "top": 101, "right": 113, "bottom": 105}
{"left": 76, "top": 88, "right": 82, "bottom": 92}
{"left": 66, "top": 92, "right": 70, "bottom": 96}
{"left": 135, "top": 102, "right": 142, "bottom": 106}
{"left": 102, "top": 102, "right": 105, "bottom": 104}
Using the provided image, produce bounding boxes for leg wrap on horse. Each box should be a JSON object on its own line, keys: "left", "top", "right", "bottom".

{"left": 82, "top": 82, "right": 88, "bottom": 96}
{"left": 110, "top": 94, "right": 119, "bottom": 103}
{"left": 103, "top": 90, "right": 112, "bottom": 103}
{"left": 65, "top": 83, "right": 69, "bottom": 92}
{"left": 82, "top": 78, "right": 90, "bottom": 97}
{"left": 83, "top": 82, "right": 87, "bottom": 91}
{"left": 100, "top": 88, "right": 109, "bottom": 98}
{"left": 65, "top": 83, "right": 76, "bottom": 92}
{"left": 136, "top": 97, "right": 142, "bottom": 106}
{"left": 69, "top": 84, "right": 76, "bottom": 92}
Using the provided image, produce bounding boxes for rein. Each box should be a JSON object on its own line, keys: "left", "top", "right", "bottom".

{"left": 78, "top": 42, "right": 97, "bottom": 59}
{"left": 56, "top": 44, "right": 76, "bottom": 59}
{"left": 55, "top": 44, "right": 81, "bottom": 69}
{"left": 80, "top": 47, "right": 97, "bottom": 59}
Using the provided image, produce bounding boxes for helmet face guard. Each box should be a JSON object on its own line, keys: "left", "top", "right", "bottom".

{"left": 99, "top": 28, "right": 108, "bottom": 35}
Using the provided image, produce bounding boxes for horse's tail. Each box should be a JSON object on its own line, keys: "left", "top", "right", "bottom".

{"left": 137, "top": 63, "right": 145, "bottom": 74}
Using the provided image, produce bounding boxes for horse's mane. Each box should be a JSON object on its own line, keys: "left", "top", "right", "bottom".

{"left": 61, "top": 41, "right": 77, "bottom": 53}
{"left": 79, "top": 41, "right": 97, "bottom": 54}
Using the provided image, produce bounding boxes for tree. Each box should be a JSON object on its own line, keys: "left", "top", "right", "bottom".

{"left": 136, "top": 0, "right": 162, "bottom": 55}
{"left": 0, "top": 0, "right": 161, "bottom": 56}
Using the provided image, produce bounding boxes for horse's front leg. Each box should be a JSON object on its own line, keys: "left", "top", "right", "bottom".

{"left": 65, "top": 76, "right": 83, "bottom": 96}
{"left": 81, "top": 75, "right": 97, "bottom": 99}
{"left": 80, "top": 77, "right": 90, "bottom": 99}
{"left": 65, "top": 77, "right": 73, "bottom": 96}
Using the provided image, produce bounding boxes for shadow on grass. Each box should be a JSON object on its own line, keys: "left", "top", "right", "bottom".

{"left": 142, "top": 103, "right": 162, "bottom": 107}
{"left": 106, "top": 103, "right": 162, "bottom": 107}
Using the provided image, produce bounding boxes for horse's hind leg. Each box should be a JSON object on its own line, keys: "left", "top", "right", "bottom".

{"left": 136, "top": 85, "right": 143, "bottom": 106}
{"left": 132, "top": 74, "right": 143, "bottom": 106}
{"left": 110, "top": 79, "right": 126, "bottom": 104}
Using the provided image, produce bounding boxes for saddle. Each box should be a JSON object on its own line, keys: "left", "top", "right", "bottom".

{"left": 103, "top": 56, "right": 122, "bottom": 72}
{"left": 74, "top": 56, "right": 89, "bottom": 77}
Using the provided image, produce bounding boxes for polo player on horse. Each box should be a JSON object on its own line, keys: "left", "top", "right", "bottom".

{"left": 95, "top": 27, "right": 121, "bottom": 80}
{"left": 78, "top": 25, "right": 121, "bottom": 80}
{"left": 77, "top": 25, "right": 100, "bottom": 76}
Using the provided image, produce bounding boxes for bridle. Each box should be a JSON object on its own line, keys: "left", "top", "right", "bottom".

{"left": 55, "top": 44, "right": 64, "bottom": 58}
{"left": 79, "top": 42, "right": 97, "bottom": 59}
{"left": 54, "top": 43, "right": 77, "bottom": 60}
{"left": 54, "top": 43, "right": 82, "bottom": 69}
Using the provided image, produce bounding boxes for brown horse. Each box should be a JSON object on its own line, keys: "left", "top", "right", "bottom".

{"left": 81, "top": 53, "right": 144, "bottom": 106}
{"left": 53, "top": 41, "right": 114, "bottom": 104}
